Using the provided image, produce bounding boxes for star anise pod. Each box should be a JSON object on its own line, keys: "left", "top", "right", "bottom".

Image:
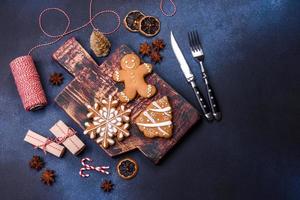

{"left": 49, "top": 72, "right": 64, "bottom": 86}
{"left": 41, "top": 169, "right": 56, "bottom": 186}
{"left": 29, "top": 155, "right": 44, "bottom": 171}
{"left": 152, "top": 39, "right": 165, "bottom": 51}
{"left": 101, "top": 180, "right": 114, "bottom": 192}
{"left": 150, "top": 51, "right": 162, "bottom": 63}
{"left": 139, "top": 42, "right": 151, "bottom": 56}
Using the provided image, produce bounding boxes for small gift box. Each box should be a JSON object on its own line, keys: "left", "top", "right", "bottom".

{"left": 24, "top": 130, "right": 65, "bottom": 157}
{"left": 49, "top": 120, "right": 85, "bottom": 155}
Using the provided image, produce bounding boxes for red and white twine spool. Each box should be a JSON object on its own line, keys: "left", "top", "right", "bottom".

{"left": 10, "top": 55, "right": 47, "bottom": 111}
{"left": 79, "top": 157, "right": 110, "bottom": 177}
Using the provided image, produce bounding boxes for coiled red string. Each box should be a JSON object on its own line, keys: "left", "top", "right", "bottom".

{"left": 160, "top": 0, "right": 177, "bottom": 17}
{"left": 10, "top": 56, "right": 47, "bottom": 111}
{"left": 28, "top": 0, "right": 121, "bottom": 55}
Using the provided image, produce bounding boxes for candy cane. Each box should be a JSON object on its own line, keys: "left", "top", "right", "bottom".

{"left": 79, "top": 158, "right": 110, "bottom": 178}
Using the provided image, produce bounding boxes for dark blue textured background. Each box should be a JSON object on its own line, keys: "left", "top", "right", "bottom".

{"left": 1, "top": 0, "right": 300, "bottom": 199}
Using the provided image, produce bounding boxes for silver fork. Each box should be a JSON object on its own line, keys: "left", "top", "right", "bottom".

{"left": 188, "top": 31, "right": 221, "bottom": 120}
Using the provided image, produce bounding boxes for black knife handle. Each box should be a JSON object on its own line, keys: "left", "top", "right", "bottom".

{"left": 190, "top": 81, "right": 213, "bottom": 121}
{"left": 201, "top": 71, "right": 222, "bottom": 121}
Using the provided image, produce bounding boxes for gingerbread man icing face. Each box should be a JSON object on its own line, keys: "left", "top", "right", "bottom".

{"left": 113, "top": 53, "right": 157, "bottom": 103}
{"left": 121, "top": 54, "right": 140, "bottom": 70}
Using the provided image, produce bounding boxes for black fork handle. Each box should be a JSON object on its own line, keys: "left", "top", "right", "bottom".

{"left": 190, "top": 81, "right": 213, "bottom": 121}
{"left": 199, "top": 61, "right": 222, "bottom": 120}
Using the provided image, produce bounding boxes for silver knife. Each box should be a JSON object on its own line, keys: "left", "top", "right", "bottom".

{"left": 170, "top": 31, "right": 213, "bottom": 121}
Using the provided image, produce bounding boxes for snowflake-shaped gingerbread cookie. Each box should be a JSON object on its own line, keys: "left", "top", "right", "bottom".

{"left": 84, "top": 95, "right": 132, "bottom": 148}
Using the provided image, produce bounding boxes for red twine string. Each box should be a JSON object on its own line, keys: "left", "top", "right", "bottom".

{"left": 34, "top": 138, "right": 53, "bottom": 154}
{"left": 34, "top": 127, "right": 76, "bottom": 154}
{"left": 28, "top": 0, "right": 121, "bottom": 55}
{"left": 160, "top": 0, "right": 177, "bottom": 17}
{"left": 27, "top": 134, "right": 62, "bottom": 153}
{"left": 54, "top": 127, "right": 76, "bottom": 144}
{"left": 79, "top": 158, "right": 110, "bottom": 177}
{"left": 9, "top": 56, "right": 47, "bottom": 111}
{"left": 54, "top": 126, "right": 82, "bottom": 150}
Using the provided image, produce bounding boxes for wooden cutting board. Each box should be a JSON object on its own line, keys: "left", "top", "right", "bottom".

{"left": 53, "top": 37, "right": 200, "bottom": 163}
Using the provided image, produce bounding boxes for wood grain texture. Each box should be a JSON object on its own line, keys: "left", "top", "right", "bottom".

{"left": 53, "top": 37, "right": 200, "bottom": 163}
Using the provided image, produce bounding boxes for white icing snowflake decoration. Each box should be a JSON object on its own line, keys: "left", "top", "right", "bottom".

{"left": 84, "top": 95, "right": 131, "bottom": 148}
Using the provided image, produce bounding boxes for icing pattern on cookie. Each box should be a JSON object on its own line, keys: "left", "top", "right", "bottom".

{"left": 135, "top": 96, "right": 173, "bottom": 139}
{"left": 136, "top": 111, "right": 172, "bottom": 136}
{"left": 114, "top": 71, "right": 120, "bottom": 81}
{"left": 150, "top": 101, "right": 171, "bottom": 116}
{"left": 147, "top": 85, "right": 153, "bottom": 97}
{"left": 112, "top": 53, "right": 156, "bottom": 102}
{"left": 119, "top": 92, "right": 130, "bottom": 103}
{"left": 84, "top": 95, "right": 132, "bottom": 148}
{"left": 144, "top": 63, "right": 152, "bottom": 73}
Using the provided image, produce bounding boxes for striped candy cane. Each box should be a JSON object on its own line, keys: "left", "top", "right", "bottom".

{"left": 79, "top": 157, "right": 110, "bottom": 178}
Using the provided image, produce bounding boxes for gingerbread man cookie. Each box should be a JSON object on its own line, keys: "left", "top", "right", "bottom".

{"left": 113, "top": 53, "right": 156, "bottom": 103}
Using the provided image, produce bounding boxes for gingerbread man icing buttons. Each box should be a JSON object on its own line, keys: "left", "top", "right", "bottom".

{"left": 113, "top": 53, "right": 156, "bottom": 103}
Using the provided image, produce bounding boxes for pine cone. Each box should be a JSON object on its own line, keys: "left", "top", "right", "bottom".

{"left": 90, "top": 30, "right": 111, "bottom": 57}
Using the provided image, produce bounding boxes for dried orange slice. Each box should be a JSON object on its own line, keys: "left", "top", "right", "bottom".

{"left": 139, "top": 16, "right": 160, "bottom": 37}
{"left": 124, "top": 10, "right": 145, "bottom": 32}
{"left": 117, "top": 158, "right": 138, "bottom": 180}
